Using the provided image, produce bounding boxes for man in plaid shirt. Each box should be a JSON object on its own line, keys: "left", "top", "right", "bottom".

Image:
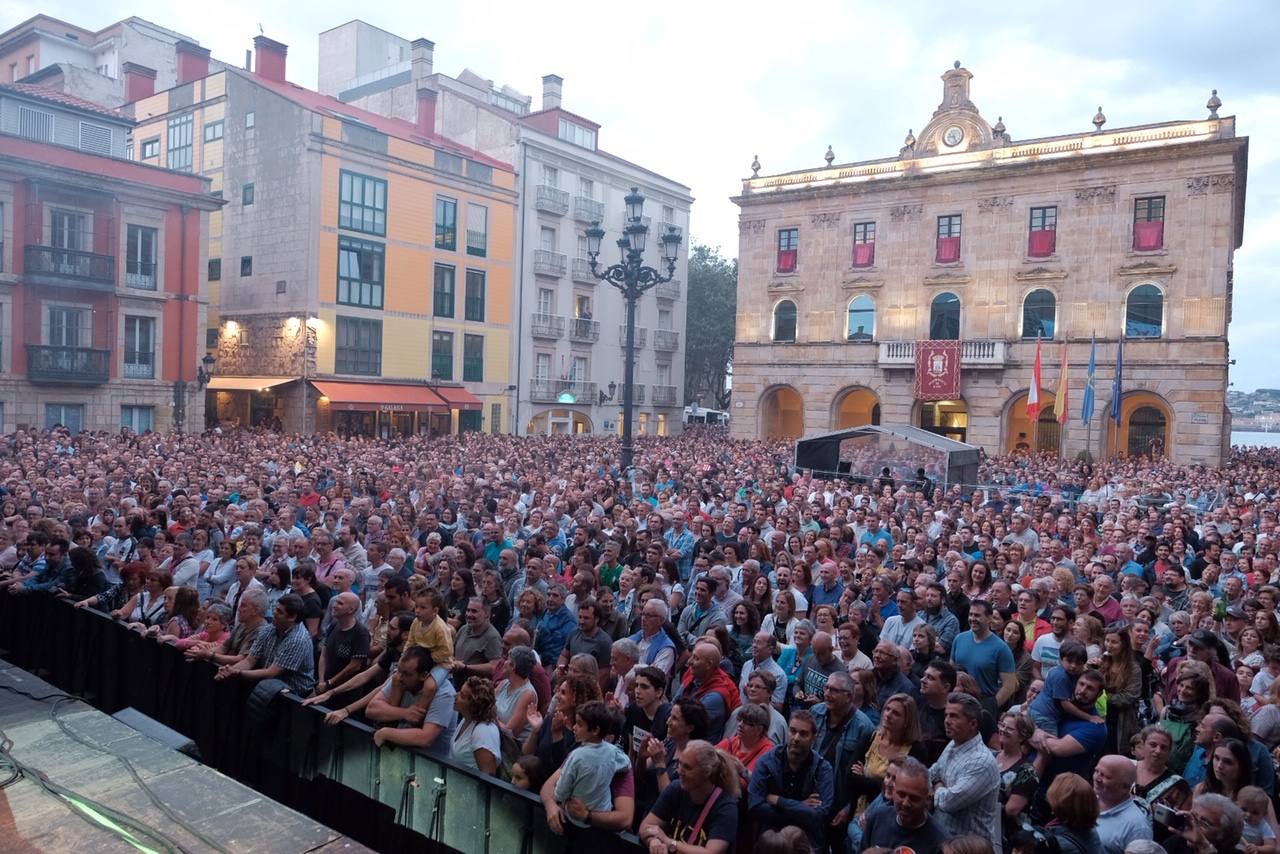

{"left": 215, "top": 593, "right": 316, "bottom": 696}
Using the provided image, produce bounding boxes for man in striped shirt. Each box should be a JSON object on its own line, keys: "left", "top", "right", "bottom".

{"left": 929, "top": 691, "right": 1003, "bottom": 854}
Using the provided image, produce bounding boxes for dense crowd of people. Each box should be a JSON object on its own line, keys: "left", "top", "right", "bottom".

{"left": 3, "top": 423, "right": 1280, "bottom": 854}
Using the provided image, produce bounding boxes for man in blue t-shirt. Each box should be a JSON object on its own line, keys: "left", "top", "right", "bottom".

{"left": 1029, "top": 669, "right": 1107, "bottom": 785}
{"left": 950, "top": 600, "right": 1016, "bottom": 717}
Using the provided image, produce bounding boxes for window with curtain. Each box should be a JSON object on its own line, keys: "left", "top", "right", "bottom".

{"left": 776, "top": 228, "right": 798, "bottom": 273}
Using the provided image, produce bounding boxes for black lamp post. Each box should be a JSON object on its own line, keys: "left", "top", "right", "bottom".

{"left": 585, "top": 187, "right": 681, "bottom": 471}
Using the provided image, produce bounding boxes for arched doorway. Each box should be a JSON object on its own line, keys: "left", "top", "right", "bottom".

{"left": 760, "top": 385, "right": 804, "bottom": 439}
{"left": 832, "top": 387, "right": 881, "bottom": 429}
{"left": 1112, "top": 391, "right": 1172, "bottom": 458}
{"left": 526, "top": 409, "right": 593, "bottom": 435}
{"left": 918, "top": 399, "right": 968, "bottom": 443}
{"left": 1004, "top": 390, "right": 1061, "bottom": 453}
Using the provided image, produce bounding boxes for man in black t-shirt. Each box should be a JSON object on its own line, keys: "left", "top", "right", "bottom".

{"left": 860, "top": 757, "right": 945, "bottom": 853}
{"left": 317, "top": 591, "right": 370, "bottom": 695}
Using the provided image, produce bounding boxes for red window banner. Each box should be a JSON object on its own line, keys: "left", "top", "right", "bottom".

{"left": 1133, "top": 220, "right": 1164, "bottom": 251}
{"left": 914, "top": 340, "right": 962, "bottom": 401}
{"left": 1027, "top": 229, "right": 1056, "bottom": 257}
{"left": 852, "top": 242, "right": 875, "bottom": 268}
{"left": 776, "top": 249, "right": 797, "bottom": 273}
{"left": 936, "top": 235, "right": 961, "bottom": 263}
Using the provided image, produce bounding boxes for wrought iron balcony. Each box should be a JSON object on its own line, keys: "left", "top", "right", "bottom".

{"left": 621, "top": 383, "right": 645, "bottom": 404}
{"left": 24, "top": 245, "right": 115, "bottom": 291}
{"left": 530, "top": 314, "right": 565, "bottom": 339}
{"left": 535, "top": 185, "right": 569, "bottom": 215}
{"left": 124, "top": 261, "right": 157, "bottom": 290}
{"left": 532, "top": 250, "right": 566, "bottom": 278}
{"left": 530, "top": 378, "right": 596, "bottom": 404}
{"left": 26, "top": 344, "right": 110, "bottom": 384}
{"left": 652, "top": 385, "right": 679, "bottom": 407}
{"left": 618, "top": 325, "right": 647, "bottom": 348}
{"left": 568, "top": 317, "right": 600, "bottom": 343}
{"left": 654, "top": 279, "right": 680, "bottom": 301}
{"left": 653, "top": 329, "right": 680, "bottom": 352}
{"left": 571, "top": 258, "right": 597, "bottom": 284}
{"left": 877, "top": 339, "right": 1008, "bottom": 369}
{"left": 573, "top": 196, "right": 604, "bottom": 223}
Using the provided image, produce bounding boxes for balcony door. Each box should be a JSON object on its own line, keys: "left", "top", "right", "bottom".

{"left": 50, "top": 209, "right": 88, "bottom": 276}
{"left": 47, "top": 306, "right": 88, "bottom": 348}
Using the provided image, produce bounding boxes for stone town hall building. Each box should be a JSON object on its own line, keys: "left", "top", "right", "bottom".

{"left": 730, "top": 63, "right": 1247, "bottom": 466}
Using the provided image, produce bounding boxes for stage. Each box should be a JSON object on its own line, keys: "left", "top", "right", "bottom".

{"left": 0, "top": 658, "right": 370, "bottom": 853}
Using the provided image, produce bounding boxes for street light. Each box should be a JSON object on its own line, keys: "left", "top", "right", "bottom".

{"left": 585, "top": 186, "right": 682, "bottom": 471}
{"left": 196, "top": 353, "right": 216, "bottom": 388}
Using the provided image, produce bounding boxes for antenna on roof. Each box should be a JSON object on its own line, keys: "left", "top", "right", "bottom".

{"left": 258, "top": 23, "right": 265, "bottom": 35}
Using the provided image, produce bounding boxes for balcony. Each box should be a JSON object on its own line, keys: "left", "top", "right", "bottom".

{"left": 532, "top": 250, "right": 566, "bottom": 278}
{"left": 653, "top": 329, "right": 680, "bottom": 352}
{"left": 618, "top": 325, "right": 647, "bottom": 348}
{"left": 620, "top": 383, "right": 645, "bottom": 404}
{"left": 658, "top": 220, "right": 680, "bottom": 238}
{"left": 877, "top": 339, "right": 1008, "bottom": 369}
{"left": 534, "top": 185, "right": 569, "bottom": 215}
{"left": 124, "top": 261, "right": 157, "bottom": 291}
{"left": 573, "top": 196, "right": 604, "bottom": 223}
{"left": 530, "top": 378, "right": 596, "bottom": 404}
{"left": 571, "top": 258, "right": 597, "bottom": 285}
{"left": 568, "top": 317, "right": 600, "bottom": 343}
{"left": 24, "top": 245, "right": 115, "bottom": 292}
{"left": 652, "top": 385, "right": 679, "bottom": 407}
{"left": 122, "top": 359, "right": 155, "bottom": 379}
{"left": 530, "top": 314, "right": 565, "bottom": 339}
{"left": 26, "top": 345, "right": 110, "bottom": 384}
{"left": 654, "top": 279, "right": 680, "bottom": 301}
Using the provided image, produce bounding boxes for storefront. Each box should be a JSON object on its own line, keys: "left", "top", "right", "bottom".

{"left": 312, "top": 380, "right": 448, "bottom": 437}
{"left": 206, "top": 377, "right": 298, "bottom": 429}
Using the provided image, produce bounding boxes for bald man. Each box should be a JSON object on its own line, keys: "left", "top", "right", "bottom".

{"left": 1094, "top": 754, "right": 1152, "bottom": 854}
{"left": 673, "top": 641, "right": 741, "bottom": 741}
{"left": 316, "top": 590, "right": 371, "bottom": 696}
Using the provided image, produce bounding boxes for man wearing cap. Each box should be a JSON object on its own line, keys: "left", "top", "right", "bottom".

{"left": 1222, "top": 604, "right": 1248, "bottom": 659}
{"left": 1163, "top": 629, "right": 1241, "bottom": 702}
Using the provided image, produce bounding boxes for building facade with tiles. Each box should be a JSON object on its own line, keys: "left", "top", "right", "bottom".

{"left": 731, "top": 64, "right": 1247, "bottom": 466}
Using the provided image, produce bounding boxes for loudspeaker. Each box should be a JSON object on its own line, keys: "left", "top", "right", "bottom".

{"left": 111, "top": 706, "right": 201, "bottom": 760}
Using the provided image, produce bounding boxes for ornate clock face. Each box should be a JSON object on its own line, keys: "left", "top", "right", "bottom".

{"left": 943, "top": 126, "right": 964, "bottom": 147}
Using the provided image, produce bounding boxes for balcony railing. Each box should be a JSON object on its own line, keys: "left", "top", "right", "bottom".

{"left": 573, "top": 196, "right": 604, "bottom": 223}
{"left": 618, "top": 325, "right": 647, "bottom": 348}
{"left": 532, "top": 250, "right": 566, "bottom": 278}
{"left": 125, "top": 261, "right": 157, "bottom": 290}
{"left": 122, "top": 359, "right": 155, "bottom": 379}
{"left": 652, "top": 385, "right": 679, "bottom": 406}
{"left": 571, "top": 258, "right": 597, "bottom": 284}
{"left": 653, "top": 329, "right": 680, "bottom": 352}
{"left": 877, "top": 339, "right": 1008, "bottom": 368}
{"left": 654, "top": 279, "right": 680, "bottom": 301}
{"left": 568, "top": 317, "right": 600, "bottom": 343}
{"left": 465, "top": 230, "right": 487, "bottom": 257}
{"left": 621, "top": 383, "right": 645, "bottom": 404}
{"left": 530, "top": 314, "right": 565, "bottom": 339}
{"left": 26, "top": 344, "right": 110, "bottom": 384}
{"left": 24, "top": 245, "right": 115, "bottom": 291}
{"left": 535, "top": 185, "right": 569, "bottom": 215}
{"left": 530, "top": 378, "right": 597, "bottom": 404}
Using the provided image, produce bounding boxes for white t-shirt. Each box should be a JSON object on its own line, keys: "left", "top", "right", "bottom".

{"left": 451, "top": 720, "right": 502, "bottom": 772}
{"left": 1031, "top": 632, "right": 1063, "bottom": 671}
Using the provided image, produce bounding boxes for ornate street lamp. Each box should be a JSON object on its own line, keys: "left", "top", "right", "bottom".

{"left": 585, "top": 187, "right": 682, "bottom": 471}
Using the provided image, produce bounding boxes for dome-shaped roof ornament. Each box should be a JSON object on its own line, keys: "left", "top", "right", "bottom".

{"left": 1207, "top": 89, "right": 1222, "bottom": 118}
{"left": 992, "top": 116, "right": 1005, "bottom": 136}
{"left": 904, "top": 129, "right": 916, "bottom": 147}
{"left": 1092, "top": 106, "right": 1106, "bottom": 132}
{"left": 750, "top": 154, "right": 761, "bottom": 178}
{"left": 824, "top": 145, "right": 834, "bottom": 166}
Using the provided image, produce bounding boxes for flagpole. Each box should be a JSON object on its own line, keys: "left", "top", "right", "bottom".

{"left": 1085, "top": 331, "right": 1095, "bottom": 459}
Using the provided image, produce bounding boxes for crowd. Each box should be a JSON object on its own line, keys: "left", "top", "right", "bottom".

{"left": 3, "top": 422, "right": 1280, "bottom": 854}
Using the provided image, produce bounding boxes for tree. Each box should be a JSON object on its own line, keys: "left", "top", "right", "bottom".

{"left": 682, "top": 244, "right": 736, "bottom": 410}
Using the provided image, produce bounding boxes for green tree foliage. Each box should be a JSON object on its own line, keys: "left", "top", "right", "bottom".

{"left": 682, "top": 244, "right": 737, "bottom": 409}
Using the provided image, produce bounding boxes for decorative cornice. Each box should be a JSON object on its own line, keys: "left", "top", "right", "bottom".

{"left": 1118, "top": 260, "right": 1177, "bottom": 277}
{"left": 810, "top": 212, "right": 842, "bottom": 227}
{"left": 978, "top": 195, "right": 1014, "bottom": 212}
{"left": 1014, "top": 266, "right": 1068, "bottom": 282}
{"left": 889, "top": 203, "right": 923, "bottom": 221}
{"left": 1074, "top": 185, "right": 1116, "bottom": 204}
{"left": 768, "top": 280, "right": 806, "bottom": 293}
{"left": 922, "top": 271, "right": 972, "bottom": 287}
{"left": 1185, "top": 174, "right": 1235, "bottom": 196}
{"left": 738, "top": 219, "right": 766, "bottom": 234}
{"left": 841, "top": 274, "right": 883, "bottom": 289}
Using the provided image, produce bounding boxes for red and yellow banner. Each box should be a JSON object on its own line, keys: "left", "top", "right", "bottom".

{"left": 914, "top": 340, "right": 962, "bottom": 401}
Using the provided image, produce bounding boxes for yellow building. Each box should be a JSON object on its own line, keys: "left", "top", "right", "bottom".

{"left": 130, "top": 37, "right": 517, "bottom": 434}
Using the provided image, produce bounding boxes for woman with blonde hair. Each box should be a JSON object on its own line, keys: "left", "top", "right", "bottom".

{"left": 848, "top": 693, "right": 923, "bottom": 808}
{"left": 638, "top": 739, "right": 740, "bottom": 854}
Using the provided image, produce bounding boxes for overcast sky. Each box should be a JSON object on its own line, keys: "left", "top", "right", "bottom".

{"left": 15, "top": 1, "right": 1277, "bottom": 390}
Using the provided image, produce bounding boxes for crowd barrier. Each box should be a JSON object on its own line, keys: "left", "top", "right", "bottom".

{"left": 0, "top": 593, "right": 643, "bottom": 854}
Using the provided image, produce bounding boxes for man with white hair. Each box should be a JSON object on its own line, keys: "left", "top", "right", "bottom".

{"left": 627, "top": 598, "right": 676, "bottom": 679}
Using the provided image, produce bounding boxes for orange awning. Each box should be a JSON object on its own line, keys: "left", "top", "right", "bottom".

{"left": 433, "top": 385, "right": 483, "bottom": 410}
{"left": 207, "top": 376, "right": 296, "bottom": 392}
{"left": 311, "top": 380, "right": 447, "bottom": 412}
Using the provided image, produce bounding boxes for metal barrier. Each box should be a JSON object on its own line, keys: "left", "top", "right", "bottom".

{"left": 0, "top": 593, "right": 642, "bottom": 854}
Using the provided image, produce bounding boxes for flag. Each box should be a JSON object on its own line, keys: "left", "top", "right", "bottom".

{"left": 1054, "top": 340, "right": 1070, "bottom": 425}
{"left": 1081, "top": 335, "right": 1097, "bottom": 425}
{"left": 1110, "top": 336, "right": 1125, "bottom": 424}
{"left": 1027, "top": 334, "right": 1042, "bottom": 419}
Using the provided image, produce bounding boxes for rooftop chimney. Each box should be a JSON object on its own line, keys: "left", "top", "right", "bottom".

{"left": 541, "top": 74, "right": 563, "bottom": 111}
{"left": 411, "top": 38, "right": 434, "bottom": 81}
{"left": 416, "top": 85, "right": 438, "bottom": 137}
{"left": 253, "top": 35, "right": 288, "bottom": 84}
{"left": 122, "top": 62, "right": 156, "bottom": 103}
{"left": 174, "top": 40, "right": 210, "bottom": 86}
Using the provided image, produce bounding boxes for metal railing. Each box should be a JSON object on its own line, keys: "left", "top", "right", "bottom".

{"left": 877, "top": 339, "right": 1007, "bottom": 368}
{"left": 654, "top": 280, "right": 680, "bottom": 300}
{"left": 621, "top": 383, "right": 645, "bottom": 404}
{"left": 534, "top": 185, "right": 569, "bottom": 215}
{"left": 571, "top": 258, "right": 597, "bottom": 284}
{"left": 25, "top": 245, "right": 115, "bottom": 290}
{"left": 532, "top": 250, "right": 566, "bottom": 277}
{"left": 652, "top": 329, "right": 679, "bottom": 352}
{"left": 123, "top": 359, "right": 155, "bottom": 379}
{"left": 568, "top": 317, "right": 600, "bottom": 343}
{"left": 652, "top": 385, "right": 678, "bottom": 406}
{"left": 573, "top": 196, "right": 604, "bottom": 223}
{"left": 530, "top": 377, "right": 597, "bottom": 404}
{"left": 618, "top": 325, "right": 647, "bottom": 348}
{"left": 26, "top": 344, "right": 110, "bottom": 383}
{"left": 530, "top": 314, "right": 565, "bottom": 339}
{"left": 125, "top": 260, "right": 157, "bottom": 290}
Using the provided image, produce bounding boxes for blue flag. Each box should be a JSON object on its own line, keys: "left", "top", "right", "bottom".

{"left": 1081, "top": 335, "right": 1096, "bottom": 425}
{"left": 1110, "top": 336, "right": 1124, "bottom": 424}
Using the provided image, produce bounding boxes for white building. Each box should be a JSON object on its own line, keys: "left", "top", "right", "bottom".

{"left": 318, "top": 21, "right": 693, "bottom": 437}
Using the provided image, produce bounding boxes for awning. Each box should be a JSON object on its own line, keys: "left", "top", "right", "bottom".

{"left": 433, "top": 385, "right": 483, "bottom": 411}
{"left": 207, "top": 376, "right": 296, "bottom": 392}
{"left": 311, "top": 380, "right": 448, "bottom": 413}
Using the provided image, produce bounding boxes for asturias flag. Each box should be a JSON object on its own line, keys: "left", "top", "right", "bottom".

{"left": 1081, "top": 335, "right": 1097, "bottom": 426}
{"left": 1111, "top": 336, "right": 1125, "bottom": 424}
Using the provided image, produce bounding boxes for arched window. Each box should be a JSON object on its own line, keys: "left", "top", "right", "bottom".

{"left": 772, "top": 299, "right": 797, "bottom": 343}
{"left": 1125, "top": 284, "right": 1163, "bottom": 338}
{"left": 929, "top": 292, "right": 960, "bottom": 341}
{"left": 846, "top": 295, "right": 875, "bottom": 341}
{"left": 1021, "top": 289, "right": 1056, "bottom": 339}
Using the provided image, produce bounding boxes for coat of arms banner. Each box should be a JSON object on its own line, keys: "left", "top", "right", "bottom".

{"left": 914, "top": 340, "right": 962, "bottom": 400}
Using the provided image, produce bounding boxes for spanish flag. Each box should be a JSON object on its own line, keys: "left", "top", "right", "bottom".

{"left": 1054, "top": 340, "right": 1069, "bottom": 425}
